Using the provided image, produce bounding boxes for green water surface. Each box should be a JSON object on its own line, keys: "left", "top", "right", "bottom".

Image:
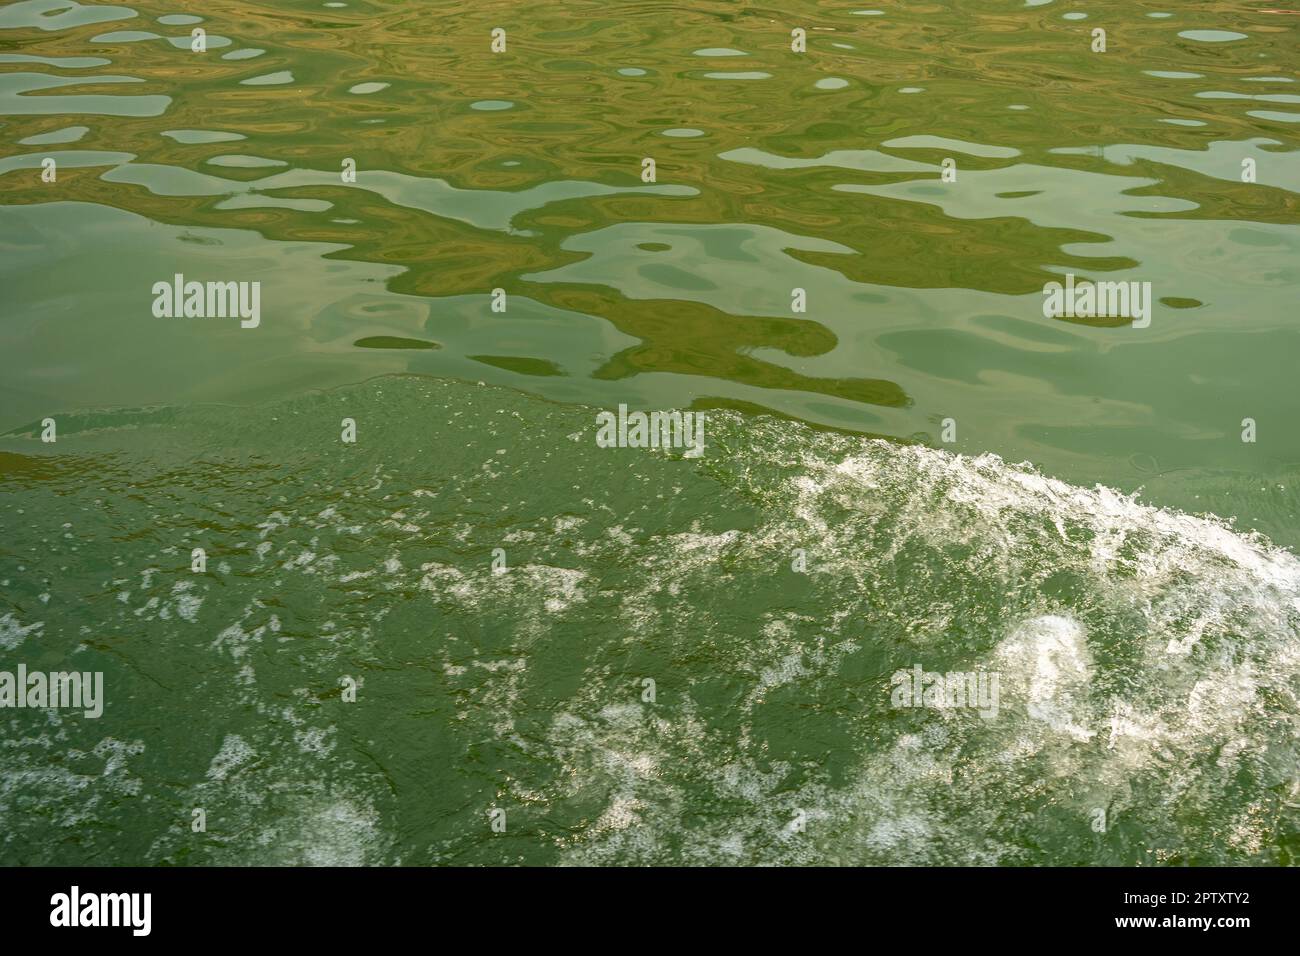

{"left": 1, "top": 0, "right": 1298, "bottom": 865}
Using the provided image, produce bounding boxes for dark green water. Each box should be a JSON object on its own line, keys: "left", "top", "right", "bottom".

{"left": 1, "top": 0, "right": 1298, "bottom": 865}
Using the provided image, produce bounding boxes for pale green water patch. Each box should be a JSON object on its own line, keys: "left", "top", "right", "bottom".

{"left": 161, "top": 129, "right": 246, "bottom": 143}
{"left": 1178, "top": 30, "right": 1247, "bottom": 42}
{"left": 18, "top": 124, "right": 88, "bottom": 144}
{"left": 241, "top": 71, "right": 293, "bottom": 85}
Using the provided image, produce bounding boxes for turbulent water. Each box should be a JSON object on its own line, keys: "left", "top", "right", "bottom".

{"left": 2, "top": 379, "right": 1300, "bottom": 865}
{"left": 1, "top": 0, "right": 1299, "bottom": 865}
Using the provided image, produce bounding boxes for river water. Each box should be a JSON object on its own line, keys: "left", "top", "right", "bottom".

{"left": 1, "top": 0, "right": 1298, "bottom": 865}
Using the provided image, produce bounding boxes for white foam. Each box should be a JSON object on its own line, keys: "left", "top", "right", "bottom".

{"left": 0, "top": 613, "right": 43, "bottom": 651}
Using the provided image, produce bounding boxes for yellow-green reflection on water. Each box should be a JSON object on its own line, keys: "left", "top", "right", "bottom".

{"left": 1, "top": 0, "right": 1298, "bottom": 518}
